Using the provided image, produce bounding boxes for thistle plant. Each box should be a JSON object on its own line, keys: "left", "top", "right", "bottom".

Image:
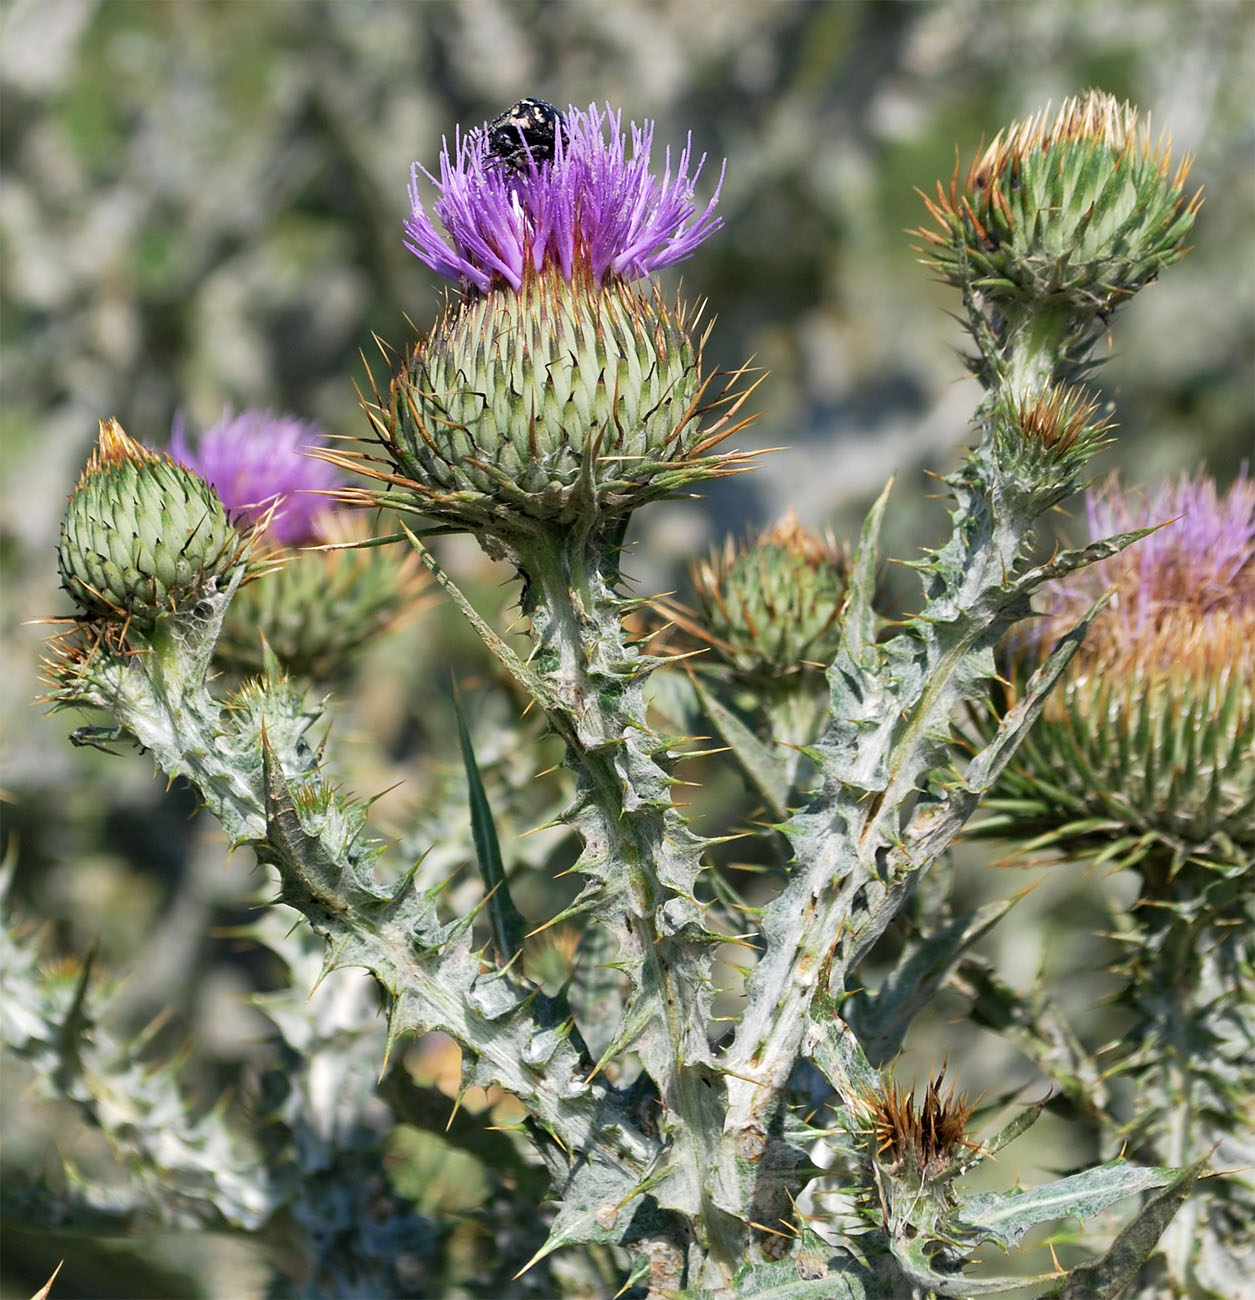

{"left": 971, "top": 469, "right": 1255, "bottom": 1298}
{"left": 21, "top": 91, "right": 1231, "bottom": 1298}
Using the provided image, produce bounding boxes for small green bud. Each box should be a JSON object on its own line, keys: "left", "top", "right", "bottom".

{"left": 919, "top": 90, "right": 1201, "bottom": 314}
{"left": 58, "top": 419, "right": 243, "bottom": 627}
{"left": 367, "top": 268, "right": 754, "bottom": 537}
{"left": 988, "top": 383, "right": 1113, "bottom": 491}
{"left": 213, "top": 515, "right": 432, "bottom": 679}
{"left": 851, "top": 1069, "right": 975, "bottom": 1244}
{"left": 688, "top": 512, "right": 850, "bottom": 682}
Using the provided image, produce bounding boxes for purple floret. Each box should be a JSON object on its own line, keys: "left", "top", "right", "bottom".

{"left": 1026, "top": 468, "right": 1255, "bottom": 657}
{"left": 404, "top": 103, "right": 725, "bottom": 293}
{"left": 171, "top": 409, "right": 344, "bottom": 546}
{"left": 1084, "top": 469, "right": 1255, "bottom": 628}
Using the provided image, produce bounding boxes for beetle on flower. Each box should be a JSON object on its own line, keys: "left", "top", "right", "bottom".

{"left": 339, "top": 101, "right": 754, "bottom": 540}
{"left": 404, "top": 101, "right": 725, "bottom": 293}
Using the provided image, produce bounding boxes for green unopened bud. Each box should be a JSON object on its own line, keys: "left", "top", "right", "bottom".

{"left": 58, "top": 419, "right": 243, "bottom": 627}
{"left": 919, "top": 90, "right": 1200, "bottom": 314}
{"left": 213, "top": 515, "right": 432, "bottom": 679}
{"left": 367, "top": 269, "right": 754, "bottom": 537}
{"left": 689, "top": 511, "right": 850, "bottom": 682}
{"left": 988, "top": 383, "right": 1113, "bottom": 494}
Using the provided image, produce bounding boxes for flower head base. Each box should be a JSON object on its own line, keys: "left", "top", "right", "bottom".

{"left": 352, "top": 271, "right": 758, "bottom": 538}
{"left": 404, "top": 102, "right": 724, "bottom": 294}
{"left": 918, "top": 90, "right": 1201, "bottom": 314}
{"left": 978, "top": 470, "right": 1255, "bottom": 874}
{"left": 171, "top": 409, "right": 344, "bottom": 547}
{"left": 681, "top": 512, "right": 850, "bottom": 683}
{"left": 58, "top": 419, "right": 244, "bottom": 628}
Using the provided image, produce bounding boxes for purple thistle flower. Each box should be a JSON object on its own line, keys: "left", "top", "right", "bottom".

{"left": 1082, "top": 469, "right": 1255, "bottom": 627}
{"left": 170, "top": 409, "right": 345, "bottom": 547}
{"left": 404, "top": 102, "right": 725, "bottom": 294}
{"left": 1036, "top": 469, "right": 1255, "bottom": 663}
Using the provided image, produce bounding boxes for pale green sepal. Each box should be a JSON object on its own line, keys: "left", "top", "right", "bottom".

{"left": 516, "top": 1158, "right": 674, "bottom": 1278}
{"left": 568, "top": 923, "right": 627, "bottom": 1062}
{"left": 399, "top": 518, "right": 560, "bottom": 717}
{"left": 911, "top": 590, "right": 1109, "bottom": 864}
{"left": 1009, "top": 522, "right": 1162, "bottom": 599}
{"left": 891, "top": 1246, "right": 1056, "bottom": 1298}
{"left": 807, "top": 1010, "right": 883, "bottom": 1108}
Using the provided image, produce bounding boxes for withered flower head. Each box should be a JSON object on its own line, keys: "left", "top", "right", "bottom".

{"left": 859, "top": 1068, "right": 977, "bottom": 1180}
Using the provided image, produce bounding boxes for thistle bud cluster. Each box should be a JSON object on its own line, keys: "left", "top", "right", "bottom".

{"left": 918, "top": 90, "right": 1201, "bottom": 397}
{"left": 35, "top": 91, "right": 1234, "bottom": 1300}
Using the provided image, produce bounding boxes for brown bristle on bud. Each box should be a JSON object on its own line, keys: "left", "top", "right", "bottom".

{"left": 862, "top": 1068, "right": 977, "bottom": 1175}
{"left": 86, "top": 417, "right": 165, "bottom": 474}
{"left": 1014, "top": 385, "right": 1107, "bottom": 453}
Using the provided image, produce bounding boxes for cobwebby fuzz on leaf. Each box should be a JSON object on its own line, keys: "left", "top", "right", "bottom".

{"left": 338, "top": 101, "right": 757, "bottom": 539}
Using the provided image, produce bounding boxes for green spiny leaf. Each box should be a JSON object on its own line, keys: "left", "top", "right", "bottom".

{"left": 691, "top": 674, "right": 791, "bottom": 821}
{"left": 1045, "top": 1160, "right": 1206, "bottom": 1300}
{"left": 958, "top": 1159, "right": 1180, "bottom": 1251}
{"left": 452, "top": 677, "right": 526, "bottom": 966}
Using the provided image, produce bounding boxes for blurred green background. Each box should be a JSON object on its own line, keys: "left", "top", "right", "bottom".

{"left": 2, "top": 1, "right": 1252, "bottom": 1296}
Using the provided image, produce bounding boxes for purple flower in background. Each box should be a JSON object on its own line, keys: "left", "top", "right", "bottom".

{"left": 404, "top": 102, "right": 725, "bottom": 293}
{"left": 1037, "top": 468, "right": 1255, "bottom": 670}
{"left": 1082, "top": 470, "right": 1255, "bottom": 628}
{"left": 171, "top": 410, "right": 344, "bottom": 547}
